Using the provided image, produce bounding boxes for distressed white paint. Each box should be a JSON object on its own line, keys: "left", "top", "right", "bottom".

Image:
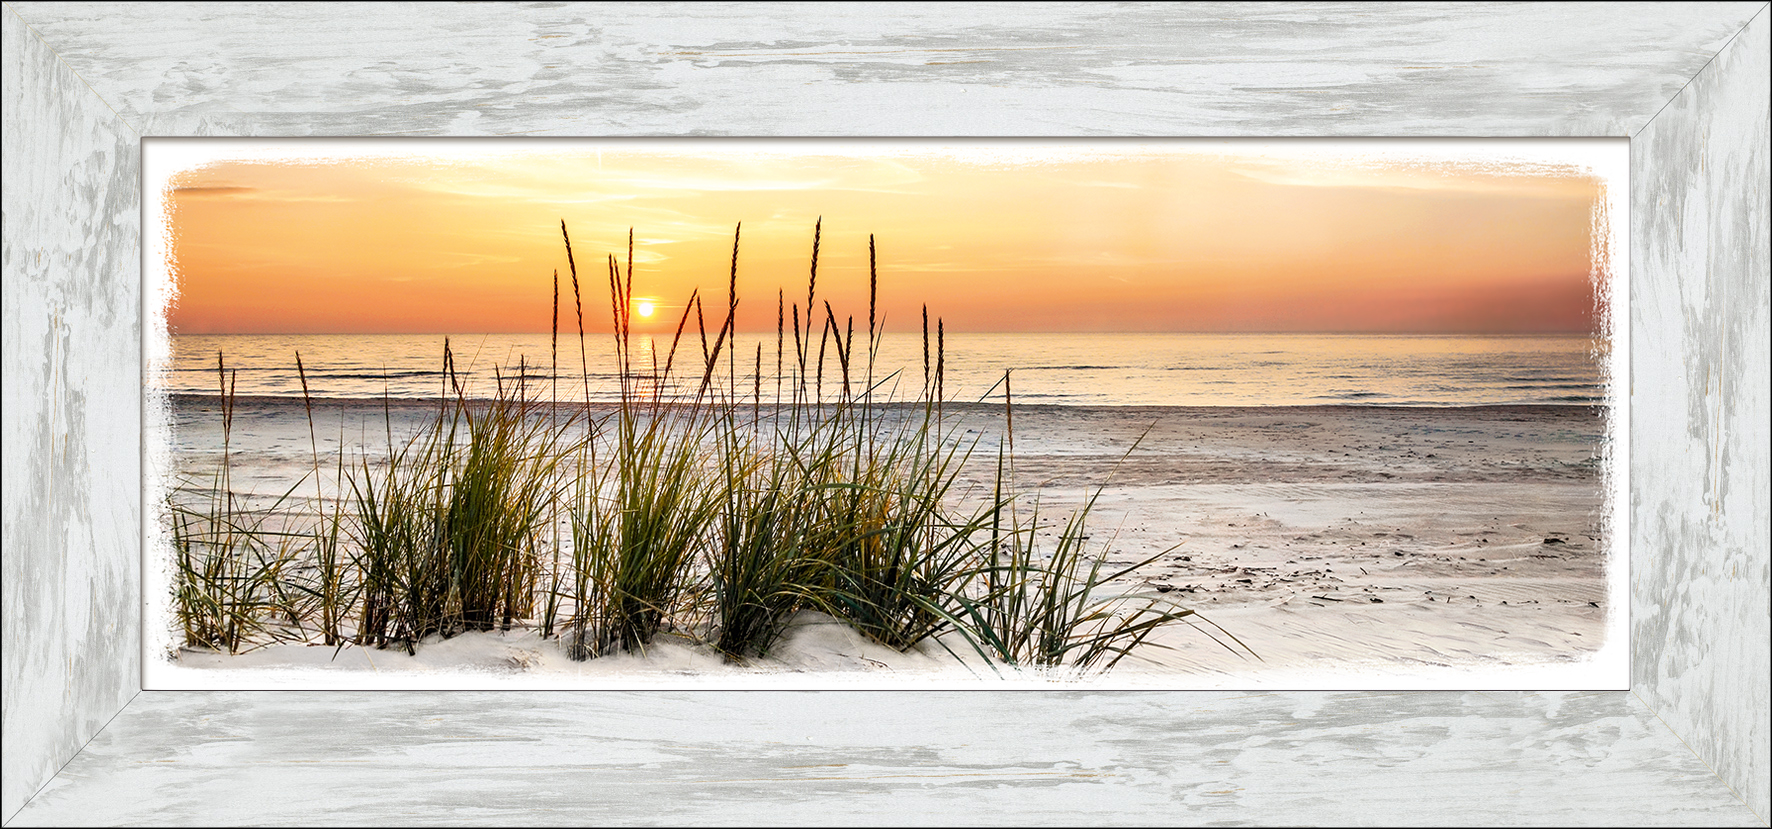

{"left": 1631, "top": 8, "right": 1772, "bottom": 822}
{"left": 8, "top": 691, "right": 1766, "bottom": 827}
{"left": 2, "top": 1, "right": 1767, "bottom": 824}
{"left": 6, "top": 2, "right": 1765, "bottom": 138}
{"left": 0, "top": 6, "right": 141, "bottom": 822}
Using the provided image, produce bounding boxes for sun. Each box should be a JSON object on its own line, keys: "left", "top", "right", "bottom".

{"left": 635, "top": 300, "right": 655, "bottom": 318}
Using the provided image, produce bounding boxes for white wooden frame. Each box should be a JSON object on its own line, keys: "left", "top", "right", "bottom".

{"left": 4, "top": 3, "right": 1767, "bottom": 824}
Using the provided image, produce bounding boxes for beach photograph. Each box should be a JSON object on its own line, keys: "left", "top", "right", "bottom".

{"left": 141, "top": 139, "right": 1627, "bottom": 688}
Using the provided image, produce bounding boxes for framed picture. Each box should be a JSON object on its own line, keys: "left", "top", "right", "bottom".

{"left": 140, "top": 136, "right": 1632, "bottom": 692}
{"left": 5, "top": 4, "right": 1765, "bottom": 825}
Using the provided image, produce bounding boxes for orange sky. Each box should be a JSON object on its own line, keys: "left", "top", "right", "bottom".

{"left": 164, "top": 145, "right": 1605, "bottom": 335}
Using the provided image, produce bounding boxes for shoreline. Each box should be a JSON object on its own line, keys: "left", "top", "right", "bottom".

{"left": 163, "top": 391, "right": 1611, "bottom": 413}
{"left": 155, "top": 392, "right": 1615, "bottom": 681}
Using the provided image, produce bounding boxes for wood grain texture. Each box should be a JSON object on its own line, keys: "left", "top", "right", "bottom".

{"left": 3, "top": 1, "right": 1769, "bottom": 824}
{"left": 7, "top": 1, "right": 1766, "bottom": 138}
{"left": 0, "top": 7, "right": 143, "bottom": 823}
{"left": 1631, "top": 8, "right": 1772, "bottom": 823}
{"left": 7, "top": 690, "right": 1764, "bottom": 826}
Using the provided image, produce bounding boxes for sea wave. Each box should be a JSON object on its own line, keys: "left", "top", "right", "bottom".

{"left": 166, "top": 332, "right": 1608, "bottom": 408}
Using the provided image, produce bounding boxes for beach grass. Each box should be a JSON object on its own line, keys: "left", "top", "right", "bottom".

{"left": 167, "top": 220, "right": 1248, "bottom": 675}
{"left": 345, "top": 344, "right": 582, "bottom": 653}
{"left": 170, "top": 355, "right": 310, "bottom": 653}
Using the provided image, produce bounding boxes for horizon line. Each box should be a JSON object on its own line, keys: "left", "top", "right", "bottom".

{"left": 168, "top": 329, "right": 1605, "bottom": 337}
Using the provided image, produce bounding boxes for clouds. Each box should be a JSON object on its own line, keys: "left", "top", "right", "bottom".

{"left": 161, "top": 141, "right": 1614, "bottom": 335}
{"left": 171, "top": 182, "right": 354, "bottom": 203}
{"left": 172, "top": 184, "right": 256, "bottom": 196}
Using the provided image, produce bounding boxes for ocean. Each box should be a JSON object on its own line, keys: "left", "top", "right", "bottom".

{"left": 156, "top": 332, "right": 1617, "bottom": 682}
{"left": 166, "top": 332, "right": 1606, "bottom": 408}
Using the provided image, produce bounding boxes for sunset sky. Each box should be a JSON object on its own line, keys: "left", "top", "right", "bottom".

{"left": 162, "top": 142, "right": 1606, "bottom": 335}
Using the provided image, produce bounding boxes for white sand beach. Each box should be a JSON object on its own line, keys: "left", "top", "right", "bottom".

{"left": 156, "top": 397, "right": 1615, "bottom": 688}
